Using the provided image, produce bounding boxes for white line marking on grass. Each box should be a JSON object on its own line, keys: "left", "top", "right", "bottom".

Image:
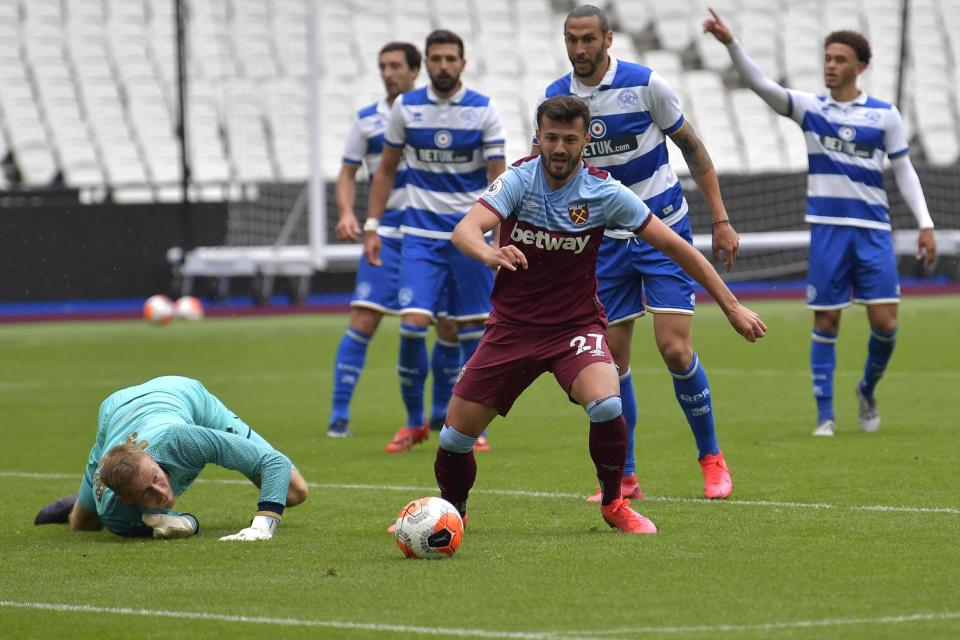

{"left": 572, "top": 611, "right": 960, "bottom": 636}
{"left": 2, "top": 601, "right": 958, "bottom": 638}
{"left": 5, "top": 471, "right": 959, "bottom": 515}
{"left": 0, "top": 601, "right": 608, "bottom": 640}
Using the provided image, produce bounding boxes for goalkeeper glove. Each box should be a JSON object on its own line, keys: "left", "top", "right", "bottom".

{"left": 219, "top": 514, "right": 279, "bottom": 542}
{"left": 142, "top": 513, "right": 199, "bottom": 539}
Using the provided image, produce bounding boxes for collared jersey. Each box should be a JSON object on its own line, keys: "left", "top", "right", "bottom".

{"left": 385, "top": 84, "right": 505, "bottom": 239}
{"left": 537, "top": 58, "right": 687, "bottom": 238}
{"left": 342, "top": 98, "right": 406, "bottom": 237}
{"left": 479, "top": 156, "right": 652, "bottom": 327}
{"left": 787, "top": 90, "right": 908, "bottom": 231}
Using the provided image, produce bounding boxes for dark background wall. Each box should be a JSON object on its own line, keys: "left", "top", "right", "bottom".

{"left": 0, "top": 201, "right": 227, "bottom": 301}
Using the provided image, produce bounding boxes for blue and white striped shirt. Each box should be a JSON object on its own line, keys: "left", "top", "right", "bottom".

{"left": 537, "top": 58, "right": 687, "bottom": 239}
{"left": 787, "top": 91, "right": 908, "bottom": 231}
{"left": 342, "top": 98, "right": 407, "bottom": 238}
{"left": 385, "top": 85, "right": 505, "bottom": 239}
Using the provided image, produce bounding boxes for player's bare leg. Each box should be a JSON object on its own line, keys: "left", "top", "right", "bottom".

{"left": 857, "top": 303, "right": 899, "bottom": 432}
{"left": 68, "top": 502, "right": 103, "bottom": 532}
{"left": 387, "top": 312, "right": 433, "bottom": 452}
{"left": 812, "top": 310, "right": 842, "bottom": 436}
{"left": 433, "top": 394, "right": 497, "bottom": 520}
{"left": 328, "top": 306, "right": 384, "bottom": 438}
{"left": 570, "top": 362, "right": 656, "bottom": 534}
{"left": 454, "top": 319, "right": 490, "bottom": 449}
{"left": 585, "top": 321, "right": 644, "bottom": 502}
{"left": 653, "top": 312, "right": 732, "bottom": 499}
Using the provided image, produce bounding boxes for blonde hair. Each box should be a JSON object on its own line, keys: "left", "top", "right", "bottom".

{"left": 98, "top": 442, "right": 149, "bottom": 494}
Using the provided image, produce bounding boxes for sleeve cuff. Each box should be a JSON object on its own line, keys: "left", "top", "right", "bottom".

{"left": 888, "top": 147, "right": 909, "bottom": 159}
{"left": 258, "top": 501, "right": 285, "bottom": 517}
{"left": 478, "top": 198, "right": 506, "bottom": 220}
{"left": 662, "top": 114, "right": 685, "bottom": 135}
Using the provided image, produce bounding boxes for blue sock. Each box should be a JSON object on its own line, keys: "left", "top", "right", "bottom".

{"left": 458, "top": 326, "right": 484, "bottom": 364}
{"left": 620, "top": 369, "right": 638, "bottom": 477}
{"left": 329, "top": 327, "right": 370, "bottom": 424}
{"left": 861, "top": 328, "right": 896, "bottom": 397}
{"left": 430, "top": 338, "right": 461, "bottom": 421}
{"left": 398, "top": 323, "right": 429, "bottom": 427}
{"left": 670, "top": 353, "right": 720, "bottom": 459}
{"left": 811, "top": 331, "right": 837, "bottom": 422}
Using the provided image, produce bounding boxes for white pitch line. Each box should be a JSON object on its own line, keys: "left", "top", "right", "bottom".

{"left": 4, "top": 471, "right": 959, "bottom": 515}
{"left": 569, "top": 610, "right": 960, "bottom": 636}
{"left": 1, "top": 601, "right": 958, "bottom": 638}
{"left": 0, "top": 600, "right": 609, "bottom": 640}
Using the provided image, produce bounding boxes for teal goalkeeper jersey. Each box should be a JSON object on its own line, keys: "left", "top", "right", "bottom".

{"left": 79, "top": 376, "right": 293, "bottom": 535}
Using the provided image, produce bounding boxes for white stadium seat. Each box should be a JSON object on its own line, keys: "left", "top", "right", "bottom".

{"left": 2, "top": 0, "right": 960, "bottom": 196}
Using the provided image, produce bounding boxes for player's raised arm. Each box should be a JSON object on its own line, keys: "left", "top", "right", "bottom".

{"left": 703, "top": 7, "right": 791, "bottom": 116}
{"left": 638, "top": 215, "right": 766, "bottom": 342}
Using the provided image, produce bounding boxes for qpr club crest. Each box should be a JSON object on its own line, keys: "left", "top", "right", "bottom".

{"left": 617, "top": 89, "right": 639, "bottom": 109}
{"left": 568, "top": 202, "right": 589, "bottom": 226}
{"left": 434, "top": 129, "right": 453, "bottom": 149}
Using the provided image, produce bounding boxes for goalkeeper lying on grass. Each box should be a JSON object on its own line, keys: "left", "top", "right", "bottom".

{"left": 34, "top": 376, "right": 308, "bottom": 541}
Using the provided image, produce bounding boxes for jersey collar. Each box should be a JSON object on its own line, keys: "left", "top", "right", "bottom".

{"left": 427, "top": 83, "right": 468, "bottom": 104}
{"left": 822, "top": 91, "right": 868, "bottom": 109}
{"left": 569, "top": 57, "right": 619, "bottom": 97}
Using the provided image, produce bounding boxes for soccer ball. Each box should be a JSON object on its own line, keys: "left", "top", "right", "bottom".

{"left": 394, "top": 497, "right": 464, "bottom": 559}
{"left": 174, "top": 296, "right": 205, "bottom": 320}
{"left": 143, "top": 295, "right": 174, "bottom": 325}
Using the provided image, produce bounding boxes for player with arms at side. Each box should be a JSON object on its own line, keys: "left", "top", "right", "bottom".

{"left": 327, "top": 42, "right": 461, "bottom": 439}
{"left": 535, "top": 5, "right": 742, "bottom": 500}
{"left": 704, "top": 9, "right": 936, "bottom": 436}
{"left": 35, "top": 376, "right": 308, "bottom": 541}
{"left": 365, "top": 30, "right": 506, "bottom": 453}
{"left": 436, "top": 96, "right": 765, "bottom": 534}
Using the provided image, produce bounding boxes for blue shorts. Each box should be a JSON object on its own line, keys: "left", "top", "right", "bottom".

{"left": 597, "top": 216, "right": 696, "bottom": 324}
{"left": 398, "top": 235, "right": 493, "bottom": 321}
{"left": 351, "top": 235, "right": 402, "bottom": 314}
{"left": 806, "top": 224, "right": 900, "bottom": 309}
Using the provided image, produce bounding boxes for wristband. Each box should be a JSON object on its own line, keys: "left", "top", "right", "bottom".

{"left": 363, "top": 218, "right": 380, "bottom": 232}
{"left": 712, "top": 219, "right": 730, "bottom": 226}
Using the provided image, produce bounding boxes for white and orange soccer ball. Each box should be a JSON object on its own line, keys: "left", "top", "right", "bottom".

{"left": 143, "top": 295, "right": 175, "bottom": 325}
{"left": 394, "top": 496, "right": 464, "bottom": 559}
{"left": 174, "top": 296, "right": 205, "bottom": 321}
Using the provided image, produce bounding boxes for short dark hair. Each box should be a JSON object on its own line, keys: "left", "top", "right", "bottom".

{"left": 425, "top": 29, "right": 464, "bottom": 59}
{"left": 825, "top": 30, "right": 871, "bottom": 66}
{"left": 565, "top": 4, "right": 609, "bottom": 33}
{"left": 536, "top": 96, "right": 590, "bottom": 131}
{"left": 379, "top": 42, "right": 421, "bottom": 70}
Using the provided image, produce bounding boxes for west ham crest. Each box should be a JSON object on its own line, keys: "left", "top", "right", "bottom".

{"left": 568, "top": 203, "right": 589, "bottom": 226}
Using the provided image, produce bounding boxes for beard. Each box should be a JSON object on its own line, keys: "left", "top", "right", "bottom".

{"left": 431, "top": 72, "right": 459, "bottom": 93}
{"left": 570, "top": 50, "right": 605, "bottom": 78}
{"left": 543, "top": 153, "right": 579, "bottom": 181}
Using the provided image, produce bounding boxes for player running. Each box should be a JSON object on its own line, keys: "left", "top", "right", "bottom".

{"left": 365, "top": 30, "right": 506, "bottom": 453}
{"left": 327, "top": 41, "right": 461, "bottom": 439}
{"left": 535, "top": 5, "right": 741, "bottom": 501}
{"left": 34, "top": 376, "right": 308, "bottom": 541}
{"left": 435, "top": 96, "right": 765, "bottom": 534}
{"left": 703, "top": 8, "right": 937, "bottom": 436}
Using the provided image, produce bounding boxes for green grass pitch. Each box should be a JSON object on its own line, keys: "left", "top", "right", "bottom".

{"left": 1, "top": 297, "right": 958, "bottom": 639}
